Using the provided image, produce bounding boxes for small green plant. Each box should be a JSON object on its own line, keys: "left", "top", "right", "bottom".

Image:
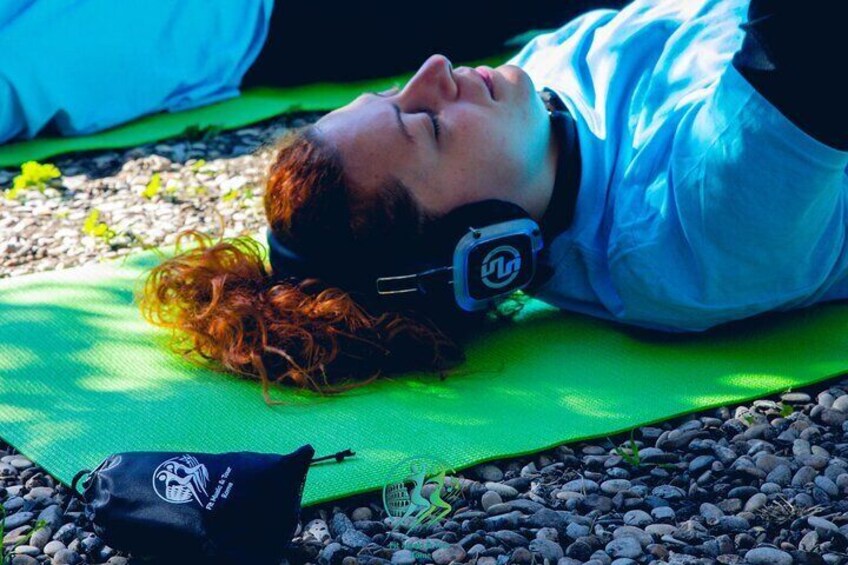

{"left": 5, "top": 160, "right": 62, "bottom": 199}
{"left": 221, "top": 188, "right": 241, "bottom": 202}
{"left": 610, "top": 431, "right": 641, "bottom": 467}
{"left": 82, "top": 209, "right": 117, "bottom": 244}
{"left": 220, "top": 184, "right": 258, "bottom": 205}
{"left": 1, "top": 503, "right": 6, "bottom": 565}
{"left": 741, "top": 412, "right": 757, "bottom": 426}
{"left": 0, "top": 507, "right": 48, "bottom": 564}
{"left": 779, "top": 403, "right": 794, "bottom": 418}
{"left": 142, "top": 173, "right": 162, "bottom": 199}
{"left": 187, "top": 185, "right": 208, "bottom": 196}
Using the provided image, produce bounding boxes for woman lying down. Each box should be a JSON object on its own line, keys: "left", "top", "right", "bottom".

{"left": 139, "top": 0, "right": 848, "bottom": 400}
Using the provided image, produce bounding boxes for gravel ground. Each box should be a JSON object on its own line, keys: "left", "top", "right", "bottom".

{"left": 0, "top": 112, "right": 324, "bottom": 279}
{"left": 3, "top": 116, "right": 848, "bottom": 565}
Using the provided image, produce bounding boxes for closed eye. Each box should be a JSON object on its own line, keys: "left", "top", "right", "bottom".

{"left": 369, "top": 86, "right": 440, "bottom": 142}
{"left": 424, "top": 110, "right": 441, "bottom": 140}
{"left": 410, "top": 109, "right": 440, "bottom": 141}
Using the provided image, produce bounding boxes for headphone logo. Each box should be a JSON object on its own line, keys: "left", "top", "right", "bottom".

{"left": 480, "top": 245, "right": 522, "bottom": 289}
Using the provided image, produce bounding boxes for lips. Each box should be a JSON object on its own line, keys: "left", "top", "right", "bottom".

{"left": 473, "top": 67, "right": 495, "bottom": 100}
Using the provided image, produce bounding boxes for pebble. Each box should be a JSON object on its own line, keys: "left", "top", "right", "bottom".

{"left": 832, "top": 394, "right": 848, "bottom": 412}
{"left": 566, "top": 522, "right": 591, "bottom": 539}
{"left": 43, "top": 540, "right": 66, "bottom": 557}
{"left": 646, "top": 524, "right": 677, "bottom": 538}
{"left": 52, "top": 549, "right": 82, "bottom": 565}
{"left": 528, "top": 538, "right": 563, "bottom": 562}
{"left": 612, "top": 526, "right": 652, "bottom": 547}
{"left": 605, "top": 537, "right": 642, "bottom": 559}
{"left": 743, "top": 493, "right": 767, "bottom": 512}
{"left": 651, "top": 506, "right": 676, "bottom": 522}
{"left": 792, "top": 465, "right": 819, "bottom": 487}
{"left": 781, "top": 392, "right": 811, "bottom": 403}
{"left": 391, "top": 549, "right": 417, "bottom": 564}
{"left": 432, "top": 544, "right": 466, "bottom": 565}
{"left": 2, "top": 511, "right": 34, "bottom": 530}
{"left": 28, "top": 526, "right": 51, "bottom": 550}
{"left": 480, "top": 489, "right": 502, "bottom": 511}
{"left": 600, "top": 479, "right": 631, "bottom": 494}
{"left": 623, "top": 510, "right": 652, "bottom": 527}
{"left": 744, "top": 547, "right": 793, "bottom": 565}
{"left": 808, "top": 516, "right": 839, "bottom": 533}
{"left": 767, "top": 464, "right": 792, "bottom": 486}
{"left": 651, "top": 485, "right": 686, "bottom": 500}
{"left": 305, "top": 518, "right": 331, "bottom": 543}
{"left": 350, "top": 506, "right": 372, "bottom": 521}
{"left": 562, "top": 478, "right": 598, "bottom": 493}
{"left": 476, "top": 464, "right": 503, "bottom": 482}
{"left": 484, "top": 481, "right": 518, "bottom": 499}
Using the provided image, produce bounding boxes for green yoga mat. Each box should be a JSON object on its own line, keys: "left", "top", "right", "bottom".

{"left": 0, "top": 51, "right": 518, "bottom": 170}
{"left": 2, "top": 242, "right": 848, "bottom": 508}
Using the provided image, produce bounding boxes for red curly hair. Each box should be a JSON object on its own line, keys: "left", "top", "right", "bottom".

{"left": 138, "top": 124, "right": 527, "bottom": 403}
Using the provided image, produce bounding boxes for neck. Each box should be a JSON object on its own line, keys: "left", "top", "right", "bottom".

{"left": 531, "top": 116, "right": 560, "bottom": 222}
{"left": 527, "top": 113, "right": 561, "bottom": 223}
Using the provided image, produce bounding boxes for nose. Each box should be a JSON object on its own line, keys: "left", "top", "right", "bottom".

{"left": 400, "top": 54, "right": 456, "bottom": 106}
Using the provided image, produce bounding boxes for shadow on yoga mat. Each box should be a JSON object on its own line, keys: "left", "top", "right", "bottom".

{"left": 2, "top": 242, "right": 848, "bottom": 507}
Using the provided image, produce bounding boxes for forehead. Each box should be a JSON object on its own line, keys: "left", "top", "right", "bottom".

{"left": 316, "top": 96, "right": 415, "bottom": 190}
{"left": 319, "top": 94, "right": 400, "bottom": 145}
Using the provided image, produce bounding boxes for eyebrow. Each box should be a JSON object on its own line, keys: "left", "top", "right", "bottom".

{"left": 365, "top": 92, "right": 415, "bottom": 145}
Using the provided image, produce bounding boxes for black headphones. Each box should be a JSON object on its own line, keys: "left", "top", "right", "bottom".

{"left": 267, "top": 198, "right": 544, "bottom": 313}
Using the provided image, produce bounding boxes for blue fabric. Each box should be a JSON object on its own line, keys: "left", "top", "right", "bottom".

{"left": 507, "top": 0, "right": 848, "bottom": 333}
{"left": 0, "top": 0, "right": 274, "bottom": 144}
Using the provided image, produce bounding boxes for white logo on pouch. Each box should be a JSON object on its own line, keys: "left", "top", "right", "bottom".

{"left": 151, "top": 455, "right": 236, "bottom": 510}
{"left": 481, "top": 245, "right": 521, "bottom": 289}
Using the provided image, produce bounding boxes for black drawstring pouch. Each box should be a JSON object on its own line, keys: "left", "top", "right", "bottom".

{"left": 68, "top": 445, "right": 354, "bottom": 564}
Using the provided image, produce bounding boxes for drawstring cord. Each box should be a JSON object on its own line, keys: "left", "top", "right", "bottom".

{"left": 64, "top": 468, "right": 93, "bottom": 514}
{"left": 309, "top": 448, "right": 355, "bottom": 465}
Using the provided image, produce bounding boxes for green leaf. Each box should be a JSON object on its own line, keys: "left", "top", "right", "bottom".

{"left": 779, "top": 403, "right": 794, "bottom": 418}
{"left": 11, "top": 160, "right": 61, "bottom": 193}
{"left": 0, "top": 503, "right": 6, "bottom": 563}
{"left": 82, "top": 209, "right": 101, "bottom": 235}
{"left": 142, "top": 173, "right": 162, "bottom": 199}
{"left": 82, "top": 209, "right": 116, "bottom": 244}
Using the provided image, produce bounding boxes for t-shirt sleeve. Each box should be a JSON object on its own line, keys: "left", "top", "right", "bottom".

{"left": 605, "top": 63, "right": 848, "bottom": 332}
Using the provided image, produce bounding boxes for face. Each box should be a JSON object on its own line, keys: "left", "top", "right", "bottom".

{"left": 314, "top": 54, "right": 557, "bottom": 220}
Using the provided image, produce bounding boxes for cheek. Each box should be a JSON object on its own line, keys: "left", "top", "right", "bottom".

{"left": 454, "top": 113, "right": 511, "bottom": 161}
{"left": 450, "top": 110, "right": 534, "bottom": 186}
